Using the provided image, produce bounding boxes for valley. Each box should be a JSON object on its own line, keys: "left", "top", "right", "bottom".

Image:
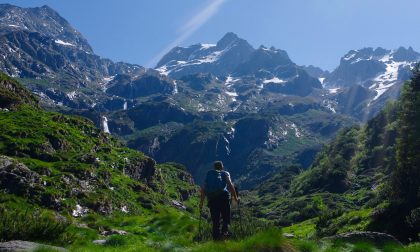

{"left": 0, "top": 3, "right": 419, "bottom": 252}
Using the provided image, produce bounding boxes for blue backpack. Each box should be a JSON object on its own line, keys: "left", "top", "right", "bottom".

{"left": 204, "top": 170, "right": 228, "bottom": 198}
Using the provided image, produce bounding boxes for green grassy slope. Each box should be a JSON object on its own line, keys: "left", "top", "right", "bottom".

{"left": 0, "top": 72, "right": 199, "bottom": 248}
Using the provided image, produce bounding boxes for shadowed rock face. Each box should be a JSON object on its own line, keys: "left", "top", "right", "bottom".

{"left": 0, "top": 72, "right": 38, "bottom": 109}
{"left": 0, "top": 155, "right": 41, "bottom": 196}
{"left": 106, "top": 74, "right": 175, "bottom": 98}
{"left": 124, "top": 157, "right": 157, "bottom": 183}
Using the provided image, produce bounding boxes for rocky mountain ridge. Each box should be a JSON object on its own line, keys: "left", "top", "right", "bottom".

{"left": 323, "top": 46, "right": 419, "bottom": 119}
{"left": 0, "top": 4, "right": 418, "bottom": 188}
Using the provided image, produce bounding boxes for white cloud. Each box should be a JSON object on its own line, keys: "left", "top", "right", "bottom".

{"left": 147, "top": 0, "right": 226, "bottom": 67}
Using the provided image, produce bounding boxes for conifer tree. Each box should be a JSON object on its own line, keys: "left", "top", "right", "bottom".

{"left": 391, "top": 64, "right": 420, "bottom": 207}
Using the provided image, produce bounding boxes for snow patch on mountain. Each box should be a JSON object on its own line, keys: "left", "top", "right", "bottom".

{"left": 225, "top": 75, "right": 240, "bottom": 87}
{"left": 344, "top": 52, "right": 357, "bottom": 61}
{"left": 329, "top": 88, "right": 340, "bottom": 94}
{"left": 322, "top": 100, "right": 337, "bottom": 113}
{"left": 263, "top": 77, "right": 286, "bottom": 84}
{"left": 289, "top": 123, "right": 303, "bottom": 138}
{"left": 200, "top": 43, "right": 216, "bottom": 49}
{"left": 225, "top": 91, "right": 238, "bottom": 97}
{"left": 66, "top": 91, "right": 77, "bottom": 100}
{"left": 196, "top": 51, "right": 223, "bottom": 64}
{"left": 197, "top": 103, "right": 206, "bottom": 112}
{"left": 103, "top": 75, "right": 115, "bottom": 83}
{"left": 265, "top": 129, "right": 282, "bottom": 147}
{"left": 225, "top": 90, "right": 238, "bottom": 102}
{"left": 7, "top": 24, "right": 22, "bottom": 28}
{"left": 54, "top": 39, "right": 75, "bottom": 47}
{"left": 368, "top": 54, "right": 412, "bottom": 101}
{"left": 156, "top": 65, "right": 170, "bottom": 76}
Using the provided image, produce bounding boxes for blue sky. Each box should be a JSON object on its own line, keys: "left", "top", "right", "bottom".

{"left": 1, "top": 0, "right": 419, "bottom": 70}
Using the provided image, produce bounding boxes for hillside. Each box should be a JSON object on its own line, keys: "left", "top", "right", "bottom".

{"left": 246, "top": 65, "right": 420, "bottom": 244}
{"left": 246, "top": 100, "right": 398, "bottom": 235}
{"left": 0, "top": 72, "right": 199, "bottom": 250}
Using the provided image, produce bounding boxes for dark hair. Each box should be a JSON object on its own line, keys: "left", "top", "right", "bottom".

{"left": 214, "top": 161, "right": 224, "bottom": 170}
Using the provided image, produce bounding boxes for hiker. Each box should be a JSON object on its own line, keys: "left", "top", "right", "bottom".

{"left": 199, "top": 161, "right": 239, "bottom": 240}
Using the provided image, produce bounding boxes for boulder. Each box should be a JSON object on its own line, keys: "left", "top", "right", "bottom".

{"left": 283, "top": 233, "right": 295, "bottom": 239}
{"left": 171, "top": 200, "right": 187, "bottom": 210}
{"left": 0, "top": 155, "right": 42, "bottom": 196}
{"left": 100, "top": 229, "right": 128, "bottom": 236}
{"left": 124, "top": 157, "right": 157, "bottom": 182}
{"left": 92, "top": 240, "right": 106, "bottom": 245}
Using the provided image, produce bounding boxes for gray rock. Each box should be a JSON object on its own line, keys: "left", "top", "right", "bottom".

{"left": 0, "top": 240, "right": 67, "bottom": 252}
{"left": 0, "top": 155, "right": 42, "bottom": 196}
{"left": 124, "top": 157, "right": 157, "bottom": 183}
{"left": 171, "top": 200, "right": 187, "bottom": 210}
{"left": 283, "top": 233, "right": 295, "bottom": 238}
{"left": 92, "top": 240, "right": 106, "bottom": 245}
{"left": 100, "top": 229, "right": 128, "bottom": 236}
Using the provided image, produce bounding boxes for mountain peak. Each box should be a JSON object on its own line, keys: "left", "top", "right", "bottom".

{"left": 393, "top": 46, "right": 420, "bottom": 62}
{"left": 38, "top": 5, "right": 58, "bottom": 14}
{"left": 216, "top": 32, "right": 242, "bottom": 48}
{"left": 0, "top": 4, "right": 93, "bottom": 53}
{"left": 156, "top": 32, "right": 254, "bottom": 77}
{"left": 219, "top": 32, "right": 239, "bottom": 41}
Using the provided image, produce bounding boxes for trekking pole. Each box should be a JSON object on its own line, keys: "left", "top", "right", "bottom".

{"left": 238, "top": 200, "right": 244, "bottom": 237}
{"left": 198, "top": 207, "right": 203, "bottom": 241}
{"left": 235, "top": 187, "right": 244, "bottom": 237}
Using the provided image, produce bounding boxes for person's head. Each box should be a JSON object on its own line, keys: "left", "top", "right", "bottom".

{"left": 214, "top": 161, "right": 224, "bottom": 170}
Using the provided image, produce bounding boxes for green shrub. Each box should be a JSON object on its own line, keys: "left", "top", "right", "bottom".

{"left": 193, "top": 229, "right": 295, "bottom": 252}
{"left": 105, "top": 235, "right": 128, "bottom": 246}
{"left": 294, "top": 239, "right": 317, "bottom": 252}
{"left": 351, "top": 242, "right": 375, "bottom": 252}
{"left": 0, "top": 205, "right": 72, "bottom": 243}
{"left": 315, "top": 207, "right": 343, "bottom": 236}
{"left": 400, "top": 243, "right": 420, "bottom": 252}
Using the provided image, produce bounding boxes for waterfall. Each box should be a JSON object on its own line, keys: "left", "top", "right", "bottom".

{"left": 102, "top": 116, "right": 110, "bottom": 133}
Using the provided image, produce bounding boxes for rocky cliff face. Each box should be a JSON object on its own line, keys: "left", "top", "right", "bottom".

{"left": 322, "top": 47, "right": 419, "bottom": 120}
{"left": 0, "top": 4, "right": 180, "bottom": 111}
{"left": 0, "top": 4, "right": 92, "bottom": 52}
{"left": 0, "top": 155, "right": 42, "bottom": 197}
{"left": 156, "top": 32, "right": 255, "bottom": 78}
{"left": 0, "top": 72, "right": 38, "bottom": 109}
